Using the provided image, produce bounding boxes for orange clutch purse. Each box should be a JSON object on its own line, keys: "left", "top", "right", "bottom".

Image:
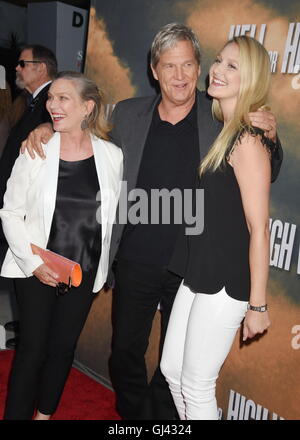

{"left": 31, "top": 244, "right": 82, "bottom": 288}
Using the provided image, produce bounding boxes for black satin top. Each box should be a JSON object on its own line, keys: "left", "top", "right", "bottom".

{"left": 47, "top": 156, "right": 101, "bottom": 273}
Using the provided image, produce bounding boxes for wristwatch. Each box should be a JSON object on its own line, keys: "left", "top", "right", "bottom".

{"left": 247, "top": 303, "right": 268, "bottom": 312}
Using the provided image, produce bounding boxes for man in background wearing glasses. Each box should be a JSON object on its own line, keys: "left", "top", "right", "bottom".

{"left": 0, "top": 45, "right": 57, "bottom": 205}
{"left": 0, "top": 45, "right": 57, "bottom": 344}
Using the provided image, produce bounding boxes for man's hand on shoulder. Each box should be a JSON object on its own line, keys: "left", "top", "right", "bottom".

{"left": 20, "top": 122, "right": 54, "bottom": 159}
{"left": 248, "top": 107, "right": 277, "bottom": 142}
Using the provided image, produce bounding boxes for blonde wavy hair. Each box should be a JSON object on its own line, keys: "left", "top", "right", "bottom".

{"left": 199, "top": 36, "right": 271, "bottom": 176}
{"left": 54, "top": 71, "right": 111, "bottom": 140}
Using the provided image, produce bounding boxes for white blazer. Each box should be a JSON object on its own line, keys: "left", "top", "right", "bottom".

{"left": 0, "top": 132, "right": 123, "bottom": 293}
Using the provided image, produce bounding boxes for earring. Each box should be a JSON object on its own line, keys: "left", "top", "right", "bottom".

{"left": 81, "top": 115, "right": 89, "bottom": 130}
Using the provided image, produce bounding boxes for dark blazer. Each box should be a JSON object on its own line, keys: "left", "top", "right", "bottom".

{"left": 108, "top": 89, "right": 283, "bottom": 273}
{"left": 0, "top": 83, "right": 52, "bottom": 207}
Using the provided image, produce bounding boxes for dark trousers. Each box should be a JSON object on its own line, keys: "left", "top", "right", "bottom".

{"left": 109, "top": 258, "right": 182, "bottom": 420}
{"left": 4, "top": 272, "right": 95, "bottom": 420}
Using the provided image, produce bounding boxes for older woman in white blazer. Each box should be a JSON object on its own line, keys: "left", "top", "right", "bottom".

{"left": 0, "top": 71, "right": 123, "bottom": 420}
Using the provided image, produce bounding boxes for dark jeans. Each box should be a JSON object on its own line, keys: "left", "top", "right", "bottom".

{"left": 4, "top": 273, "right": 95, "bottom": 420}
{"left": 109, "top": 258, "right": 181, "bottom": 420}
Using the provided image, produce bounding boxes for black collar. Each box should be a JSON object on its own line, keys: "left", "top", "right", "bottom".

{"left": 152, "top": 93, "right": 198, "bottom": 128}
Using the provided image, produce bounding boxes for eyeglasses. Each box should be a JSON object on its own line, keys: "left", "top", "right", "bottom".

{"left": 16, "top": 60, "right": 42, "bottom": 68}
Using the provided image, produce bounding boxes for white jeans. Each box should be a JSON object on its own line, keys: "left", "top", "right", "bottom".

{"left": 161, "top": 282, "right": 248, "bottom": 420}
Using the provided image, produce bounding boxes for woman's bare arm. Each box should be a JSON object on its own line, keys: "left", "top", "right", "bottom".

{"left": 230, "top": 133, "right": 271, "bottom": 341}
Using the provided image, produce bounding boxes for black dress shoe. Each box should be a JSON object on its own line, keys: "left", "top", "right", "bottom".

{"left": 4, "top": 321, "right": 20, "bottom": 333}
{"left": 6, "top": 337, "right": 19, "bottom": 349}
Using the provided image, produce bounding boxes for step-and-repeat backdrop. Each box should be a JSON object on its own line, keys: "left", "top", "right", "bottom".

{"left": 76, "top": 0, "right": 300, "bottom": 420}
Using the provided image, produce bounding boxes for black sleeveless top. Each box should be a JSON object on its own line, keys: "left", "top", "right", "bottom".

{"left": 168, "top": 128, "right": 274, "bottom": 301}
{"left": 47, "top": 156, "right": 102, "bottom": 273}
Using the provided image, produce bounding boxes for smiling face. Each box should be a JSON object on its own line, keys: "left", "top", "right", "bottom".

{"left": 46, "top": 78, "right": 94, "bottom": 133}
{"left": 208, "top": 42, "right": 241, "bottom": 114}
{"left": 151, "top": 39, "right": 201, "bottom": 108}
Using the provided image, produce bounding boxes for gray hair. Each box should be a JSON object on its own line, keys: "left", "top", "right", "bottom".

{"left": 151, "top": 23, "right": 201, "bottom": 68}
{"left": 22, "top": 44, "right": 58, "bottom": 79}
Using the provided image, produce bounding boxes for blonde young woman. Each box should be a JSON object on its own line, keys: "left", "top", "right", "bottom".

{"left": 161, "top": 36, "right": 276, "bottom": 420}
{"left": 0, "top": 72, "right": 123, "bottom": 420}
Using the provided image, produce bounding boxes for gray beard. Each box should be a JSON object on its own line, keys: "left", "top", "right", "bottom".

{"left": 15, "top": 77, "right": 25, "bottom": 90}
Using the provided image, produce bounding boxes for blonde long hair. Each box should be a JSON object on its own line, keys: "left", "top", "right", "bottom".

{"left": 199, "top": 36, "right": 271, "bottom": 176}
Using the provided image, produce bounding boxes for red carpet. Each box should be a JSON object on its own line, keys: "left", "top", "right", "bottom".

{"left": 0, "top": 349, "right": 121, "bottom": 420}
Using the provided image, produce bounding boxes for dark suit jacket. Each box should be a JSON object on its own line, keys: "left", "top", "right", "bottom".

{"left": 0, "top": 83, "right": 52, "bottom": 206}
{"left": 108, "top": 89, "right": 283, "bottom": 275}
